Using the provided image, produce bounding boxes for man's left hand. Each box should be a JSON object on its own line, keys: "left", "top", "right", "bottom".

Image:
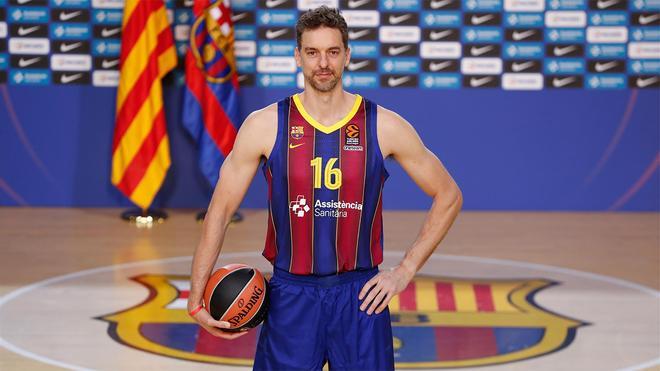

{"left": 358, "top": 266, "right": 415, "bottom": 315}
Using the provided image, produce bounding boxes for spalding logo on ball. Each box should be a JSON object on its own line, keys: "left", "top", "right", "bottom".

{"left": 203, "top": 264, "right": 269, "bottom": 332}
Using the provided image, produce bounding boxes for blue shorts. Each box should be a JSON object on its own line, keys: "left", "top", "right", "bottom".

{"left": 254, "top": 267, "right": 394, "bottom": 371}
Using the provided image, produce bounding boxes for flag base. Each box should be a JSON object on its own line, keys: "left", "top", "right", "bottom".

{"left": 120, "top": 209, "right": 168, "bottom": 228}
{"left": 196, "top": 211, "right": 243, "bottom": 224}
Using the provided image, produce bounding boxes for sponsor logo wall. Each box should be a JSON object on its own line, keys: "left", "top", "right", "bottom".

{"left": 0, "top": 0, "right": 658, "bottom": 89}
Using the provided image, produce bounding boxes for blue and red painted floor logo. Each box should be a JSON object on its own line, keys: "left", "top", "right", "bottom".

{"left": 100, "top": 274, "right": 586, "bottom": 368}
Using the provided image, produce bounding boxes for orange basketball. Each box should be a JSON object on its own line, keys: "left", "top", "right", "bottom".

{"left": 202, "top": 264, "right": 269, "bottom": 332}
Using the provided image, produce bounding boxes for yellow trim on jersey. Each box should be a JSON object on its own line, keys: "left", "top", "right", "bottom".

{"left": 292, "top": 93, "right": 363, "bottom": 134}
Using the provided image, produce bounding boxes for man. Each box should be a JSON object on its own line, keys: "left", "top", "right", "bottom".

{"left": 188, "top": 6, "right": 462, "bottom": 370}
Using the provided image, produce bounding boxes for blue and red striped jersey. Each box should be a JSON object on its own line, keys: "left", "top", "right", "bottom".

{"left": 261, "top": 94, "right": 388, "bottom": 276}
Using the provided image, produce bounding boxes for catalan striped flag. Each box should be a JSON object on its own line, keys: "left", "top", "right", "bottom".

{"left": 183, "top": 0, "right": 240, "bottom": 187}
{"left": 111, "top": 0, "right": 177, "bottom": 210}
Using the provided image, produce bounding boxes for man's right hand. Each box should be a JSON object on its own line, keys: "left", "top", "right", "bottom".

{"left": 192, "top": 308, "right": 250, "bottom": 340}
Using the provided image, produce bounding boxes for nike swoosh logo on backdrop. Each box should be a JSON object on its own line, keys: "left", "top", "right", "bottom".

{"left": 101, "top": 28, "right": 121, "bottom": 37}
{"left": 512, "top": 61, "right": 534, "bottom": 72}
{"left": 636, "top": 76, "right": 658, "bottom": 88}
{"left": 60, "top": 11, "right": 82, "bottom": 21}
{"left": 471, "top": 14, "right": 494, "bottom": 25}
{"left": 639, "top": 14, "right": 660, "bottom": 24}
{"left": 596, "top": 0, "right": 620, "bottom": 8}
{"left": 388, "top": 76, "right": 411, "bottom": 87}
{"left": 429, "top": 61, "right": 452, "bottom": 72}
{"left": 265, "top": 0, "right": 287, "bottom": 7}
{"left": 554, "top": 45, "right": 577, "bottom": 56}
{"left": 470, "top": 45, "right": 493, "bottom": 56}
{"left": 389, "top": 14, "right": 412, "bottom": 24}
{"left": 430, "top": 0, "right": 453, "bottom": 8}
{"left": 388, "top": 45, "right": 411, "bottom": 56}
{"left": 348, "top": 0, "right": 370, "bottom": 8}
{"left": 18, "top": 26, "right": 40, "bottom": 36}
{"left": 512, "top": 30, "right": 535, "bottom": 41}
{"left": 102, "top": 59, "right": 120, "bottom": 69}
{"left": 19, "top": 57, "right": 41, "bottom": 67}
{"left": 231, "top": 13, "right": 249, "bottom": 22}
{"left": 348, "top": 29, "right": 370, "bottom": 39}
{"left": 594, "top": 61, "right": 618, "bottom": 72}
{"left": 60, "top": 42, "right": 82, "bottom": 52}
{"left": 430, "top": 30, "right": 453, "bottom": 40}
{"left": 470, "top": 76, "right": 492, "bottom": 87}
{"left": 265, "top": 29, "right": 288, "bottom": 39}
{"left": 61, "top": 73, "right": 83, "bottom": 84}
{"left": 348, "top": 60, "right": 370, "bottom": 71}
{"left": 553, "top": 77, "right": 576, "bottom": 88}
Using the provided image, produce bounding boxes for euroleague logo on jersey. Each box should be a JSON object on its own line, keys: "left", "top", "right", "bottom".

{"left": 346, "top": 124, "right": 359, "bottom": 138}
{"left": 344, "top": 124, "right": 363, "bottom": 151}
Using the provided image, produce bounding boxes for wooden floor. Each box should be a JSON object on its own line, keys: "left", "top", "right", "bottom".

{"left": 0, "top": 208, "right": 658, "bottom": 370}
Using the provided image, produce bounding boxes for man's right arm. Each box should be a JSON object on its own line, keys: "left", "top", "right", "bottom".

{"left": 188, "top": 105, "right": 277, "bottom": 339}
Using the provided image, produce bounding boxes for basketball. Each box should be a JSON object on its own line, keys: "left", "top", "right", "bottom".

{"left": 202, "top": 264, "right": 269, "bottom": 332}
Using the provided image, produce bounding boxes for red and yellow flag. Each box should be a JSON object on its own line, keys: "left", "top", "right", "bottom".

{"left": 111, "top": 0, "right": 177, "bottom": 210}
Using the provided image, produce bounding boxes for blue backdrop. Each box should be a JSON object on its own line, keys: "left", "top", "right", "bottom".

{"left": 1, "top": 86, "right": 658, "bottom": 211}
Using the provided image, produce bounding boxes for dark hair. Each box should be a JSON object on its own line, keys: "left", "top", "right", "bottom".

{"left": 295, "top": 6, "right": 349, "bottom": 49}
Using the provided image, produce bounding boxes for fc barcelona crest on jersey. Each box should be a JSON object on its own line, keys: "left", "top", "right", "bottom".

{"left": 99, "top": 274, "right": 586, "bottom": 368}
{"left": 290, "top": 125, "right": 304, "bottom": 140}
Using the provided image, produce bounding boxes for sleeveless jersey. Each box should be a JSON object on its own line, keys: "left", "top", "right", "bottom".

{"left": 261, "top": 94, "right": 388, "bottom": 276}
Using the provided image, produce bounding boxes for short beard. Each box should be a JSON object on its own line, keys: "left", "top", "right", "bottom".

{"left": 305, "top": 69, "right": 341, "bottom": 93}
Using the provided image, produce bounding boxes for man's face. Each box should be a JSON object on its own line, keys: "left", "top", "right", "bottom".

{"left": 295, "top": 26, "right": 350, "bottom": 93}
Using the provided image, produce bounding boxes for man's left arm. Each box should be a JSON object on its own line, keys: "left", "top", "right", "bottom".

{"left": 359, "top": 107, "right": 463, "bottom": 315}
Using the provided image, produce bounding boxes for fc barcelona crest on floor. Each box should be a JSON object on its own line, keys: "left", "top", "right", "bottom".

{"left": 99, "top": 274, "right": 586, "bottom": 367}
